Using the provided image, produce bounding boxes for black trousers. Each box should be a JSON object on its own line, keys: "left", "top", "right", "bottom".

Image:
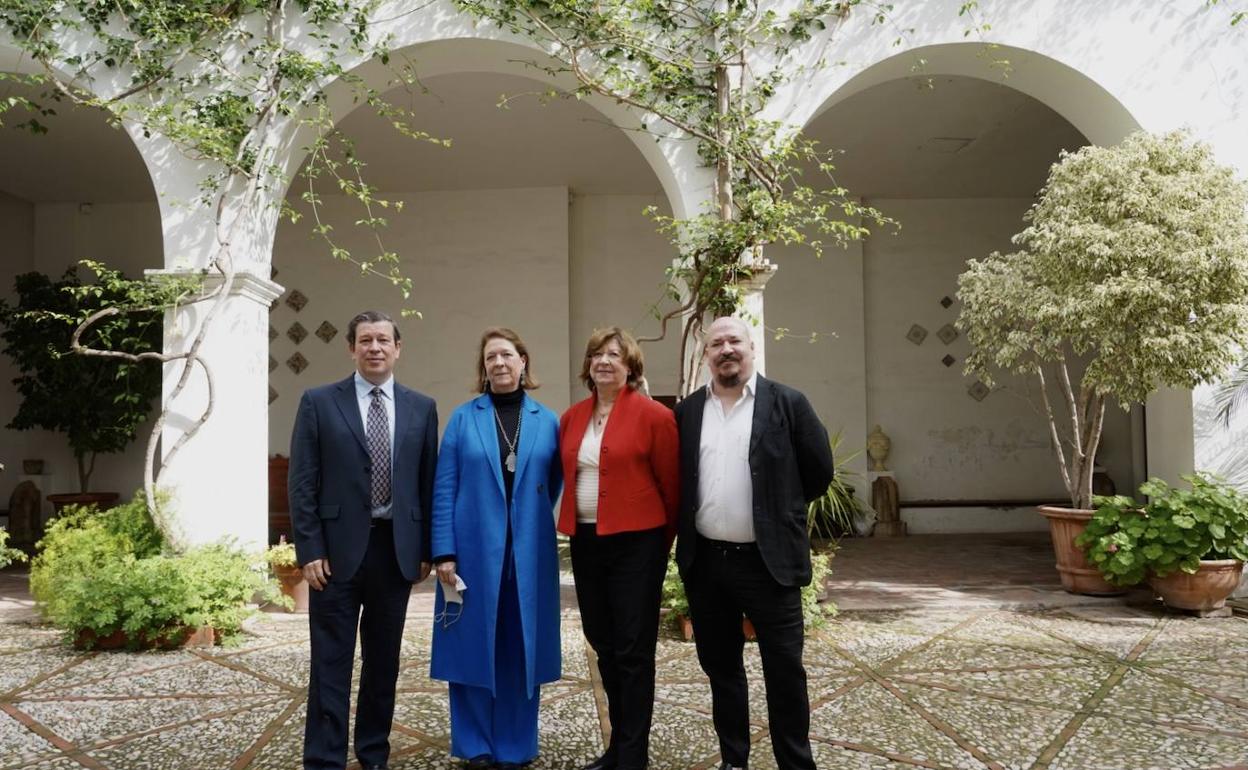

{"left": 685, "top": 537, "right": 814, "bottom": 770}
{"left": 304, "top": 520, "right": 412, "bottom": 770}
{"left": 571, "top": 524, "right": 668, "bottom": 770}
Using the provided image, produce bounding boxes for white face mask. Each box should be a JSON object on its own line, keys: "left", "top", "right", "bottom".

{"left": 435, "top": 575, "right": 468, "bottom": 629}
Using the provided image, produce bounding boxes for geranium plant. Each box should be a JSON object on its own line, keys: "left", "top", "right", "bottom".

{"left": 1077, "top": 474, "right": 1248, "bottom": 586}
{"left": 958, "top": 131, "right": 1248, "bottom": 509}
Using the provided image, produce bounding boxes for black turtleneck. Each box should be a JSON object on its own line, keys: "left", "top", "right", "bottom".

{"left": 490, "top": 387, "right": 524, "bottom": 505}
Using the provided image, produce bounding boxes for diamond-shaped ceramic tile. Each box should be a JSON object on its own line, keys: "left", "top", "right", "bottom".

{"left": 286, "top": 322, "right": 307, "bottom": 345}
{"left": 906, "top": 324, "right": 928, "bottom": 345}
{"left": 284, "top": 289, "right": 308, "bottom": 312}
{"left": 940, "top": 295, "right": 954, "bottom": 309}
{"left": 969, "top": 380, "right": 990, "bottom": 401}
{"left": 268, "top": 355, "right": 278, "bottom": 372}
{"left": 269, "top": 298, "right": 279, "bottom": 312}
{"left": 315, "top": 321, "right": 337, "bottom": 344}
{"left": 937, "top": 323, "right": 959, "bottom": 345}
{"left": 268, "top": 325, "right": 278, "bottom": 342}
{"left": 286, "top": 353, "right": 308, "bottom": 375}
{"left": 269, "top": 386, "right": 278, "bottom": 404}
{"left": 942, "top": 354, "right": 956, "bottom": 367}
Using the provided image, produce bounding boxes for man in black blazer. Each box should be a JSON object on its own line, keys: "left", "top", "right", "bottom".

{"left": 675, "top": 316, "right": 834, "bottom": 770}
{"left": 289, "top": 310, "right": 438, "bottom": 770}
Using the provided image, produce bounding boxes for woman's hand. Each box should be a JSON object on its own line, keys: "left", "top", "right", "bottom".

{"left": 436, "top": 560, "right": 458, "bottom": 588}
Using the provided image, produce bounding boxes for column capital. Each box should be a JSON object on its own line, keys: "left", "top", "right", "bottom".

{"left": 740, "top": 257, "right": 779, "bottom": 292}
{"left": 144, "top": 269, "right": 284, "bottom": 307}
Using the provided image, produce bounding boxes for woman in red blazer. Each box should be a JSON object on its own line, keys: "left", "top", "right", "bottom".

{"left": 559, "top": 327, "right": 679, "bottom": 770}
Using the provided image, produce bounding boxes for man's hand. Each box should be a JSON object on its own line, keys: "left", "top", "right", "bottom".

{"left": 419, "top": 561, "right": 432, "bottom": 582}
{"left": 303, "top": 558, "right": 332, "bottom": 591}
{"left": 436, "top": 560, "right": 457, "bottom": 588}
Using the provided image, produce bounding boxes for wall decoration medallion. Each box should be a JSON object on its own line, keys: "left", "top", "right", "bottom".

{"left": 269, "top": 325, "right": 278, "bottom": 342}
{"left": 315, "top": 321, "right": 338, "bottom": 344}
{"left": 968, "top": 380, "right": 990, "bottom": 401}
{"left": 269, "top": 386, "right": 279, "bottom": 404}
{"left": 942, "top": 354, "right": 956, "bottom": 367}
{"left": 287, "top": 322, "right": 307, "bottom": 345}
{"left": 286, "top": 352, "right": 308, "bottom": 375}
{"left": 285, "top": 289, "right": 308, "bottom": 312}
{"left": 905, "top": 324, "right": 928, "bottom": 345}
{"left": 939, "top": 295, "right": 953, "bottom": 309}
{"left": 937, "top": 323, "right": 959, "bottom": 345}
{"left": 269, "top": 355, "right": 278, "bottom": 372}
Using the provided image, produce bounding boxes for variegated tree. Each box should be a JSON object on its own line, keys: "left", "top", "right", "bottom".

{"left": 958, "top": 130, "right": 1248, "bottom": 509}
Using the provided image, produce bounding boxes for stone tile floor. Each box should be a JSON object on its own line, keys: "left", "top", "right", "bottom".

{"left": 0, "top": 534, "right": 1246, "bottom": 770}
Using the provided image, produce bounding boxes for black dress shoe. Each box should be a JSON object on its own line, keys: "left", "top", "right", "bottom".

{"left": 464, "top": 756, "right": 494, "bottom": 770}
{"left": 580, "top": 753, "right": 617, "bottom": 770}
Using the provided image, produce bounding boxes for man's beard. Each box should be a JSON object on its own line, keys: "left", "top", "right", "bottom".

{"left": 713, "top": 357, "right": 742, "bottom": 388}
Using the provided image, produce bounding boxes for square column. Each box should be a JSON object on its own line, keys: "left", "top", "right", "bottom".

{"left": 148, "top": 269, "right": 283, "bottom": 549}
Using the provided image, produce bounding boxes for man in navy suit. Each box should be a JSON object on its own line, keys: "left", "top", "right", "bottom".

{"left": 289, "top": 310, "right": 438, "bottom": 770}
{"left": 675, "top": 316, "right": 833, "bottom": 770}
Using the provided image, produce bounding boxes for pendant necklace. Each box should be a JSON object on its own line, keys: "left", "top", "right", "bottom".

{"left": 495, "top": 408, "right": 522, "bottom": 473}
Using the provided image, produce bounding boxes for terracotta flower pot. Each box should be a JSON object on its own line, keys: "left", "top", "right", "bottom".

{"left": 1148, "top": 559, "right": 1244, "bottom": 614}
{"left": 273, "top": 563, "right": 309, "bottom": 613}
{"left": 46, "top": 492, "right": 120, "bottom": 513}
{"left": 74, "top": 625, "right": 215, "bottom": 651}
{"left": 1037, "top": 506, "right": 1125, "bottom": 596}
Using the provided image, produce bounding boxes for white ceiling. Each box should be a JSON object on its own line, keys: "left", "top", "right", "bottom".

{"left": 0, "top": 83, "right": 156, "bottom": 203}
{"left": 805, "top": 75, "right": 1088, "bottom": 199}
{"left": 0, "top": 71, "right": 1085, "bottom": 205}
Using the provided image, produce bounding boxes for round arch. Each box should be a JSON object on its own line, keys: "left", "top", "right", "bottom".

{"left": 799, "top": 42, "right": 1141, "bottom": 147}
{"left": 279, "top": 35, "right": 694, "bottom": 220}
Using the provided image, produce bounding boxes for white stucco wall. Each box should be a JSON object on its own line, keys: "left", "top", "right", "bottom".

{"left": 5, "top": 0, "right": 1243, "bottom": 539}
{"left": 269, "top": 187, "right": 572, "bottom": 453}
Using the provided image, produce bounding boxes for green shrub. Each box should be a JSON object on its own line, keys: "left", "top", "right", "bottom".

{"left": 31, "top": 494, "right": 272, "bottom": 648}
{"left": 661, "top": 546, "right": 838, "bottom": 633}
{"left": 1077, "top": 474, "right": 1248, "bottom": 587}
{"left": 0, "top": 528, "right": 27, "bottom": 569}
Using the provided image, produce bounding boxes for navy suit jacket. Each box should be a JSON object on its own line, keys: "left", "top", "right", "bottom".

{"left": 288, "top": 374, "right": 438, "bottom": 583}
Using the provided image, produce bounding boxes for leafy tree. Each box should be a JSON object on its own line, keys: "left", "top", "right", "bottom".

{"left": 0, "top": 265, "right": 181, "bottom": 491}
{"left": 958, "top": 131, "right": 1248, "bottom": 509}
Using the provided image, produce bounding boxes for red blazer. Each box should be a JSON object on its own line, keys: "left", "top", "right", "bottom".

{"left": 558, "top": 385, "right": 680, "bottom": 538}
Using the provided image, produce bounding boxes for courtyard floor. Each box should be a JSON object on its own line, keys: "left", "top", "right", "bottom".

{"left": 1, "top": 534, "right": 1246, "bottom": 770}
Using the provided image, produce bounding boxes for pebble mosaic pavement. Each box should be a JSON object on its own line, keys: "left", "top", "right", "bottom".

{"left": 2, "top": 552, "right": 1247, "bottom": 769}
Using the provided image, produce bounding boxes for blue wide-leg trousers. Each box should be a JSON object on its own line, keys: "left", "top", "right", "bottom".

{"left": 448, "top": 555, "right": 539, "bottom": 765}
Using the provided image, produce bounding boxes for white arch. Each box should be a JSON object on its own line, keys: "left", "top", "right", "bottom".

{"left": 276, "top": 24, "right": 700, "bottom": 223}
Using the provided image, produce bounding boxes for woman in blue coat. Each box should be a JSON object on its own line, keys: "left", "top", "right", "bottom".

{"left": 431, "top": 327, "right": 563, "bottom": 769}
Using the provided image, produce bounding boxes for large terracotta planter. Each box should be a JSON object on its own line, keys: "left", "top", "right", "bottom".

{"left": 1038, "top": 506, "right": 1125, "bottom": 596}
{"left": 1148, "top": 559, "right": 1244, "bottom": 613}
{"left": 47, "top": 492, "right": 120, "bottom": 513}
{"left": 273, "top": 563, "right": 309, "bottom": 613}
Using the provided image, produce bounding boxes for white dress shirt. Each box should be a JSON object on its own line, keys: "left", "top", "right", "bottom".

{"left": 574, "top": 418, "right": 606, "bottom": 524}
{"left": 354, "top": 371, "right": 395, "bottom": 519}
{"left": 695, "top": 371, "right": 758, "bottom": 542}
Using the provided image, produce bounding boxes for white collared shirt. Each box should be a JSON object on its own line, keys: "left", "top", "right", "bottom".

{"left": 354, "top": 371, "right": 395, "bottom": 519}
{"left": 695, "top": 371, "right": 758, "bottom": 542}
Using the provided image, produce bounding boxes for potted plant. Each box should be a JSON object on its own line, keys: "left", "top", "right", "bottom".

{"left": 264, "top": 536, "right": 307, "bottom": 613}
{"left": 29, "top": 494, "right": 275, "bottom": 649}
{"left": 0, "top": 264, "right": 164, "bottom": 508}
{"left": 958, "top": 130, "right": 1248, "bottom": 595}
{"left": 808, "top": 430, "right": 873, "bottom": 540}
{"left": 1077, "top": 474, "right": 1248, "bottom": 615}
